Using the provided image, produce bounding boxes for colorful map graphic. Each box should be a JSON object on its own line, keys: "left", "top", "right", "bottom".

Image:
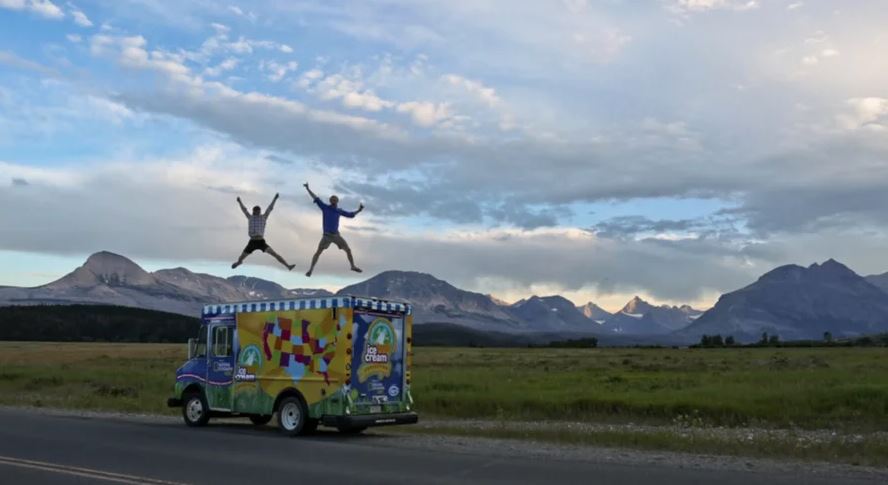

{"left": 262, "top": 316, "right": 338, "bottom": 384}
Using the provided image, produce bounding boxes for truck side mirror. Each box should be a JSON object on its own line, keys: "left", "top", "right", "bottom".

{"left": 187, "top": 338, "right": 196, "bottom": 360}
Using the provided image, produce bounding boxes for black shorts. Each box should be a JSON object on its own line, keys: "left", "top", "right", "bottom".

{"left": 243, "top": 238, "right": 269, "bottom": 254}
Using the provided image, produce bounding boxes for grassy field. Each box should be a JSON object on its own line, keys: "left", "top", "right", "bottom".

{"left": 1, "top": 342, "right": 887, "bottom": 430}
{"left": 416, "top": 346, "right": 888, "bottom": 430}
{"left": 0, "top": 342, "right": 180, "bottom": 414}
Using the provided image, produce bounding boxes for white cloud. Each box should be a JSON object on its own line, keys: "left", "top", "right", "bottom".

{"left": 69, "top": 6, "right": 91, "bottom": 27}
{"left": 804, "top": 31, "right": 828, "bottom": 45}
{"left": 204, "top": 57, "right": 238, "bottom": 77}
{"left": 279, "top": 44, "right": 294, "bottom": 54}
{"left": 82, "top": 95, "right": 134, "bottom": 124}
{"left": 837, "top": 97, "right": 888, "bottom": 130}
{"left": 0, "top": 0, "right": 64, "bottom": 19}
{"left": 65, "top": 33, "right": 81, "bottom": 43}
{"left": 193, "top": 30, "right": 292, "bottom": 61}
{"left": 787, "top": 2, "right": 803, "bottom": 10}
{"left": 343, "top": 90, "right": 392, "bottom": 112}
{"left": 443, "top": 74, "right": 500, "bottom": 108}
{"left": 396, "top": 101, "right": 452, "bottom": 127}
{"left": 311, "top": 73, "right": 393, "bottom": 111}
{"left": 296, "top": 68, "right": 323, "bottom": 89}
{"left": 90, "top": 34, "right": 191, "bottom": 79}
{"left": 227, "top": 4, "right": 256, "bottom": 22}
{"left": 260, "top": 60, "right": 298, "bottom": 82}
{"left": 670, "top": 0, "right": 759, "bottom": 13}
{"left": 801, "top": 55, "right": 819, "bottom": 66}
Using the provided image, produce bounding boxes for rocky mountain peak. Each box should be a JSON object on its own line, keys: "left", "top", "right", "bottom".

{"left": 48, "top": 251, "right": 155, "bottom": 289}
{"left": 621, "top": 296, "right": 653, "bottom": 314}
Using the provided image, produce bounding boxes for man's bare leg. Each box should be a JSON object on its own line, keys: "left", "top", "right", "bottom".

{"left": 266, "top": 247, "right": 295, "bottom": 271}
{"left": 231, "top": 252, "right": 249, "bottom": 269}
{"left": 306, "top": 248, "right": 324, "bottom": 277}
{"left": 344, "top": 248, "right": 362, "bottom": 273}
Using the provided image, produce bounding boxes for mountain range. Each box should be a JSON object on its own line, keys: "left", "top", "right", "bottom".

{"left": 680, "top": 259, "right": 888, "bottom": 342}
{"left": 3, "top": 251, "right": 888, "bottom": 343}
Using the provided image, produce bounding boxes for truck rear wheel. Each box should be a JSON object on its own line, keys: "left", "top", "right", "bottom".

{"left": 276, "top": 397, "right": 307, "bottom": 436}
{"left": 182, "top": 391, "right": 210, "bottom": 427}
{"left": 249, "top": 415, "right": 272, "bottom": 426}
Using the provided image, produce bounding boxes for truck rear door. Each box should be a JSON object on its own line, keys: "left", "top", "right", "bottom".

{"left": 351, "top": 311, "right": 405, "bottom": 411}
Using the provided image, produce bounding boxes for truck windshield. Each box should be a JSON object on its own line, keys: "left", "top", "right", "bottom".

{"left": 195, "top": 325, "right": 208, "bottom": 358}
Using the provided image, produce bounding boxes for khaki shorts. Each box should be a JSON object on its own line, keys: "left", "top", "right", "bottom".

{"left": 318, "top": 232, "right": 350, "bottom": 251}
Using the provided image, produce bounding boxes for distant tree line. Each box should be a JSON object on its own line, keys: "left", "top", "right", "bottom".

{"left": 544, "top": 337, "right": 598, "bottom": 348}
{"left": 0, "top": 305, "right": 200, "bottom": 343}
{"left": 692, "top": 331, "right": 888, "bottom": 348}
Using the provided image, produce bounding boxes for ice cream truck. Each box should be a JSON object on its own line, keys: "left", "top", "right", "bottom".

{"left": 167, "top": 295, "right": 418, "bottom": 435}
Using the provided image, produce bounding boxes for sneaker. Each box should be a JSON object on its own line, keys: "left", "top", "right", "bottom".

{"left": 287, "top": 264, "right": 296, "bottom": 271}
{"left": 231, "top": 262, "right": 240, "bottom": 269}
{"left": 351, "top": 266, "right": 363, "bottom": 273}
{"left": 305, "top": 270, "right": 312, "bottom": 277}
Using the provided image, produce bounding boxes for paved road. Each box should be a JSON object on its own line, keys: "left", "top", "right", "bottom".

{"left": 0, "top": 408, "right": 881, "bottom": 485}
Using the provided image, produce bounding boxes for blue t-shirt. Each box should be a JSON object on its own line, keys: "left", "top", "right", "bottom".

{"left": 314, "top": 197, "right": 356, "bottom": 234}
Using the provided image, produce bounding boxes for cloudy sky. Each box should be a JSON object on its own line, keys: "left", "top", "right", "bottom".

{"left": 1, "top": 0, "right": 887, "bottom": 311}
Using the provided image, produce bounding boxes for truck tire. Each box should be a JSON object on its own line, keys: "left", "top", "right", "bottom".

{"left": 182, "top": 391, "right": 210, "bottom": 427}
{"left": 276, "top": 396, "right": 307, "bottom": 436}
{"left": 249, "top": 415, "right": 272, "bottom": 426}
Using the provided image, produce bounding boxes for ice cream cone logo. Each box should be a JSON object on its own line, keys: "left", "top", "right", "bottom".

{"left": 358, "top": 318, "right": 397, "bottom": 383}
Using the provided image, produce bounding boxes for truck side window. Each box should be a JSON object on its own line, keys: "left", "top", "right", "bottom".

{"left": 213, "top": 326, "right": 232, "bottom": 357}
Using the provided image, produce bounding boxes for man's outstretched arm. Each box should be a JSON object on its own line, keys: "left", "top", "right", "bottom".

{"left": 236, "top": 197, "right": 250, "bottom": 218}
{"left": 265, "top": 193, "right": 279, "bottom": 217}
{"left": 340, "top": 203, "right": 364, "bottom": 218}
{"left": 303, "top": 183, "right": 318, "bottom": 200}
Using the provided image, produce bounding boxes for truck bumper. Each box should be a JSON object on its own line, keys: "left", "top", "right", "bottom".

{"left": 322, "top": 412, "right": 418, "bottom": 429}
{"left": 167, "top": 397, "right": 182, "bottom": 408}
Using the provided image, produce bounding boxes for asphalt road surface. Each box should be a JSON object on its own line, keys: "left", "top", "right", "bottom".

{"left": 0, "top": 408, "right": 883, "bottom": 485}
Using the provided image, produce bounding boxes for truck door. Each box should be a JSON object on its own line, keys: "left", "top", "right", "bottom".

{"left": 351, "top": 312, "right": 406, "bottom": 411}
{"left": 206, "top": 323, "right": 235, "bottom": 411}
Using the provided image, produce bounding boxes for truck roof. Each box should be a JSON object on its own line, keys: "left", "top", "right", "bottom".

{"left": 201, "top": 295, "right": 413, "bottom": 317}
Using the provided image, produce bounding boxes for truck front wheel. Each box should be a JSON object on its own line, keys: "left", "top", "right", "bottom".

{"left": 182, "top": 391, "right": 210, "bottom": 427}
{"left": 276, "top": 397, "right": 307, "bottom": 436}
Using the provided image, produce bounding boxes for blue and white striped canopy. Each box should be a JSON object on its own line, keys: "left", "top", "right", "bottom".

{"left": 202, "top": 295, "right": 412, "bottom": 317}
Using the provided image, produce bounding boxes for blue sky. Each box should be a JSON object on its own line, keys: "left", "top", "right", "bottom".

{"left": 2, "top": 0, "right": 888, "bottom": 311}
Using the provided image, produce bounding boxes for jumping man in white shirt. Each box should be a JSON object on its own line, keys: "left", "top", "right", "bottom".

{"left": 231, "top": 193, "right": 295, "bottom": 271}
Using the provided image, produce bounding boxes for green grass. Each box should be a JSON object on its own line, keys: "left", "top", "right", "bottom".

{"left": 0, "top": 342, "right": 182, "bottom": 414}
{"left": 2, "top": 343, "right": 888, "bottom": 430}
{"left": 411, "top": 347, "right": 888, "bottom": 430}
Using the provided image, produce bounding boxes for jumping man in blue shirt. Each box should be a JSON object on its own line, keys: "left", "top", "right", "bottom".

{"left": 303, "top": 182, "right": 364, "bottom": 277}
